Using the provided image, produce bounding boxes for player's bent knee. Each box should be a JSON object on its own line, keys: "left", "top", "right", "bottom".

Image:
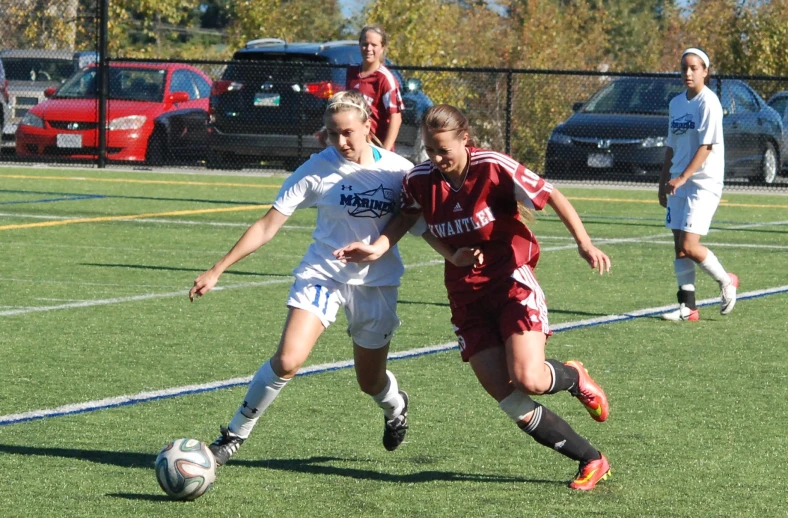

{"left": 271, "top": 353, "right": 305, "bottom": 378}
{"left": 510, "top": 368, "right": 549, "bottom": 395}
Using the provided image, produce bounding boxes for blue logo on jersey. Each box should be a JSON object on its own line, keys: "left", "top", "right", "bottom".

{"left": 671, "top": 114, "right": 695, "bottom": 135}
{"left": 339, "top": 184, "right": 396, "bottom": 218}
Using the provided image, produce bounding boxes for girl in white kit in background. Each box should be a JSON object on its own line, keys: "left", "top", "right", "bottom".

{"left": 658, "top": 47, "right": 738, "bottom": 321}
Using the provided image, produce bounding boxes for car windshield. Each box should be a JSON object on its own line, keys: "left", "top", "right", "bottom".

{"left": 3, "top": 58, "right": 76, "bottom": 83}
{"left": 582, "top": 79, "right": 686, "bottom": 115}
{"left": 55, "top": 67, "right": 166, "bottom": 102}
{"left": 768, "top": 97, "right": 788, "bottom": 117}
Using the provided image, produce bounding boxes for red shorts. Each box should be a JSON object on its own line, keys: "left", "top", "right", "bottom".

{"left": 450, "top": 265, "right": 551, "bottom": 362}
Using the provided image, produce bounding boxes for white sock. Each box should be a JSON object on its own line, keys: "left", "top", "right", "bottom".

{"left": 698, "top": 250, "right": 731, "bottom": 286}
{"left": 372, "top": 370, "right": 404, "bottom": 419}
{"left": 228, "top": 361, "right": 289, "bottom": 439}
{"left": 674, "top": 257, "right": 696, "bottom": 290}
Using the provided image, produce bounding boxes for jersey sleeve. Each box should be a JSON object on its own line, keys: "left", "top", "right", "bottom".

{"left": 272, "top": 162, "right": 321, "bottom": 216}
{"left": 381, "top": 72, "right": 404, "bottom": 114}
{"left": 400, "top": 172, "right": 422, "bottom": 215}
{"left": 666, "top": 102, "right": 676, "bottom": 149}
{"left": 510, "top": 163, "right": 553, "bottom": 211}
{"left": 697, "top": 96, "right": 723, "bottom": 147}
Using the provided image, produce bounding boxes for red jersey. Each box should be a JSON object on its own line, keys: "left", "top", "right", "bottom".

{"left": 346, "top": 65, "right": 404, "bottom": 143}
{"left": 401, "top": 148, "right": 553, "bottom": 305}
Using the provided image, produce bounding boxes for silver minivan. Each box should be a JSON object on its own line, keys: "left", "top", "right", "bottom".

{"left": 0, "top": 57, "right": 11, "bottom": 151}
{"left": 0, "top": 49, "right": 97, "bottom": 150}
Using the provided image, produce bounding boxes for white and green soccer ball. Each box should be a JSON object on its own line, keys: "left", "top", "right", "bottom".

{"left": 155, "top": 438, "right": 216, "bottom": 500}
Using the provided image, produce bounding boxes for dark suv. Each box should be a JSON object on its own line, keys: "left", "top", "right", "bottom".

{"left": 207, "top": 39, "right": 432, "bottom": 169}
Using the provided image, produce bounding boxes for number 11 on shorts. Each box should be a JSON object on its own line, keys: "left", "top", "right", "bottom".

{"left": 311, "top": 284, "right": 330, "bottom": 314}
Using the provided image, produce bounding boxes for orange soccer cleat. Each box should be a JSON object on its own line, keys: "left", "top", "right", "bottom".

{"left": 569, "top": 454, "right": 611, "bottom": 491}
{"left": 565, "top": 360, "right": 609, "bottom": 422}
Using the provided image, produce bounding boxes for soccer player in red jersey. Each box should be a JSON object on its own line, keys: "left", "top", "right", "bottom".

{"left": 334, "top": 104, "right": 612, "bottom": 490}
{"left": 345, "top": 25, "right": 404, "bottom": 151}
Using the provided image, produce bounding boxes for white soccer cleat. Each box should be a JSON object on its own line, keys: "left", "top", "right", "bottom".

{"left": 720, "top": 273, "right": 739, "bottom": 315}
{"left": 661, "top": 304, "right": 699, "bottom": 321}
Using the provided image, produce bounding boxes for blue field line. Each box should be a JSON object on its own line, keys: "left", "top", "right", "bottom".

{"left": 1, "top": 285, "right": 787, "bottom": 427}
{"left": 0, "top": 195, "right": 106, "bottom": 205}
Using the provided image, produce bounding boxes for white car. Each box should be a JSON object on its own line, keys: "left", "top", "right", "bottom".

{"left": 0, "top": 57, "right": 11, "bottom": 151}
{"left": 0, "top": 49, "right": 97, "bottom": 150}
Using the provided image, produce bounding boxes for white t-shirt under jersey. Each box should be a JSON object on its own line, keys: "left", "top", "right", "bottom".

{"left": 666, "top": 86, "right": 725, "bottom": 196}
{"left": 273, "top": 145, "right": 414, "bottom": 287}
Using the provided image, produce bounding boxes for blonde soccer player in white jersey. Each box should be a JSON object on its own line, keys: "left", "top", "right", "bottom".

{"left": 658, "top": 48, "right": 739, "bottom": 322}
{"left": 189, "top": 90, "right": 428, "bottom": 465}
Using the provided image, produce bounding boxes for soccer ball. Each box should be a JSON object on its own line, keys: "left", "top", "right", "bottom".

{"left": 155, "top": 438, "right": 216, "bottom": 500}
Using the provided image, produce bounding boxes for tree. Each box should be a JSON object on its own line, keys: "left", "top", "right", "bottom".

{"left": 0, "top": 0, "right": 83, "bottom": 50}
{"left": 222, "top": 0, "right": 345, "bottom": 52}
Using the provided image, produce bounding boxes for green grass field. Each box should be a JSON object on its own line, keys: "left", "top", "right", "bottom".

{"left": 1, "top": 166, "right": 786, "bottom": 517}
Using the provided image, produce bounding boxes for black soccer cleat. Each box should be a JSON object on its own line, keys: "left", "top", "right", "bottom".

{"left": 209, "top": 426, "right": 245, "bottom": 466}
{"left": 383, "top": 390, "right": 409, "bottom": 451}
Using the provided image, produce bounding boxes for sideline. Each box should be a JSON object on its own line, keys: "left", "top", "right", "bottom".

{"left": 1, "top": 284, "right": 786, "bottom": 427}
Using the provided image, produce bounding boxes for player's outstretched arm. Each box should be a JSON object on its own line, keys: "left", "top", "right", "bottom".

{"left": 546, "top": 187, "right": 611, "bottom": 275}
{"left": 189, "top": 208, "right": 289, "bottom": 301}
{"left": 334, "top": 211, "right": 420, "bottom": 263}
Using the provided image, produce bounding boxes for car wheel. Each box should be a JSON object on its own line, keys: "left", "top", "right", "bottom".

{"left": 760, "top": 142, "right": 778, "bottom": 184}
{"left": 146, "top": 129, "right": 167, "bottom": 166}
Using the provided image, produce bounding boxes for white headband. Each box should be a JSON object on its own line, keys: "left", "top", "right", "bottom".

{"left": 327, "top": 99, "right": 368, "bottom": 114}
{"left": 682, "top": 48, "right": 710, "bottom": 68}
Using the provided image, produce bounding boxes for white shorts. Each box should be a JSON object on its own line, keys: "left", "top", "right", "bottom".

{"left": 665, "top": 188, "right": 720, "bottom": 236}
{"left": 286, "top": 276, "right": 400, "bottom": 349}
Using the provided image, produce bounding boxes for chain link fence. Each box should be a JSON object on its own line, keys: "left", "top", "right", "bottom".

{"left": 2, "top": 30, "right": 788, "bottom": 189}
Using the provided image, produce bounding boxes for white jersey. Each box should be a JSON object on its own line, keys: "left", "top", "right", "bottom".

{"left": 666, "top": 86, "right": 725, "bottom": 196}
{"left": 273, "top": 145, "right": 414, "bottom": 286}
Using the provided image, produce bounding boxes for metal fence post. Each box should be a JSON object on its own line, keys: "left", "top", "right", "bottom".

{"left": 505, "top": 70, "right": 513, "bottom": 155}
{"left": 97, "top": 0, "right": 109, "bottom": 168}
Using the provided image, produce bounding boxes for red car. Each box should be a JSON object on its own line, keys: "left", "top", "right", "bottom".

{"left": 15, "top": 62, "right": 212, "bottom": 163}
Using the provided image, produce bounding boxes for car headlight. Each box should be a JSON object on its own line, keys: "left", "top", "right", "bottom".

{"left": 19, "top": 112, "right": 44, "bottom": 129}
{"left": 108, "top": 115, "right": 147, "bottom": 131}
{"left": 549, "top": 131, "right": 572, "bottom": 145}
{"left": 641, "top": 136, "right": 666, "bottom": 148}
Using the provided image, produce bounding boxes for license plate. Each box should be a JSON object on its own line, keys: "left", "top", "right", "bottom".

{"left": 254, "top": 93, "right": 281, "bottom": 107}
{"left": 57, "top": 134, "right": 82, "bottom": 148}
{"left": 2, "top": 123, "right": 17, "bottom": 135}
{"left": 587, "top": 153, "right": 613, "bottom": 168}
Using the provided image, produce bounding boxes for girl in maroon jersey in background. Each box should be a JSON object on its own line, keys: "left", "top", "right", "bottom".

{"left": 334, "top": 104, "right": 613, "bottom": 491}
{"left": 345, "top": 25, "right": 404, "bottom": 151}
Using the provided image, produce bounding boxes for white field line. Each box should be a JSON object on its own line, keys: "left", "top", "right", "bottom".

{"left": 0, "top": 278, "right": 188, "bottom": 289}
{"left": 0, "top": 278, "right": 294, "bottom": 317}
{"left": 2, "top": 218, "right": 785, "bottom": 317}
{"left": 2, "top": 284, "right": 786, "bottom": 427}
{"left": 2, "top": 231, "right": 785, "bottom": 317}
{"left": 644, "top": 240, "right": 788, "bottom": 250}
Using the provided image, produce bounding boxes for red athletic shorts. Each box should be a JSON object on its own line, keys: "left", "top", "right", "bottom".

{"left": 450, "top": 265, "right": 551, "bottom": 362}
